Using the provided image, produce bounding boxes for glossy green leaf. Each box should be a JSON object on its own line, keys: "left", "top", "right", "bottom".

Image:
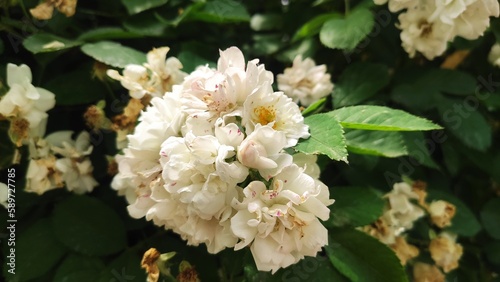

{"left": 81, "top": 41, "right": 146, "bottom": 68}
{"left": 319, "top": 8, "right": 374, "bottom": 50}
{"left": 345, "top": 130, "right": 408, "bottom": 158}
{"left": 437, "top": 97, "right": 492, "bottom": 151}
{"left": 328, "top": 186, "right": 385, "bottom": 227}
{"left": 327, "top": 229, "right": 408, "bottom": 282}
{"left": 292, "top": 13, "right": 341, "bottom": 42}
{"left": 295, "top": 113, "right": 348, "bottom": 162}
{"left": 484, "top": 241, "right": 500, "bottom": 266}
{"left": 10, "top": 218, "right": 67, "bottom": 281}
{"left": 97, "top": 250, "right": 147, "bottom": 282}
{"left": 51, "top": 195, "right": 127, "bottom": 256}
{"left": 427, "top": 190, "right": 482, "bottom": 237}
{"left": 329, "top": 106, "right": 443, "bottom": 131}
{"left": 23, "top": 33, "right": 81, "bottom": 54}
{"left": 54, "top": 254, "right": 105, "bottom": 282}
{"left": 124, "top": 10, "right": 170, "bottom": 36}
{"left": 189, "top": 0, "right": 250, "bottom": 23}
{"left": 481, "top": 198, "right": 500, "bottom": 240}
{"left": 121, "top": 0, "right": 169, "bottom": 15}
{"left": 333, "top": 62, "right": 390, "bottom": 107}
{"left": 77, "top": 27, "right": 141, "bottom": 41}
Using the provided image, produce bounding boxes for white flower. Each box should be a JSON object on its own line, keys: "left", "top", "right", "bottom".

{"left": 452, "top": 0, "right": 500, "bottom": 40}
{"left": 0, "top": 183, "right": 8, "bottom": 209}
{"left": 107, "top": 65, "right": 151, "bottom": 99}
{"left": 231, "top": 164, "right": 334, "bottom": 273}
{"left": 488, "top": 43, "right": 500, "bottom": 67}
{"left": 0, "top": 64, "right": 55, "bottom": 139}
{"left": 384, "top": 182, "right": 425, "bottom": 231}
{"left": 292, "top": 153, "right": 321, "bottom": 179}
{"left": 237, "top": 124, "right": 292, "bottom": 180}
{"left": 243, "top": 89, "right": 309, "bottom": 147}
{"left": 26, "top": 156, "right": 64, "bottom": 194}
{"left": 429, "top": 232, "right": 463, "bottom": 273}
{"left": 398, "top": 6, "right": 454, "bottom": 60}
{"left": 374, "top": 0, "right": 419, "bottom": 12}
{"left": 46, "top": 131, "right": 98, "bottom": 194}
{"left": 277, "top": 55, "right": 334, "bottom": 106}
{"left": 145, "top": 47, "right": 187, "bottom": 95}
{"left": 107, "top": 46, "right": 187, "bottom": 99}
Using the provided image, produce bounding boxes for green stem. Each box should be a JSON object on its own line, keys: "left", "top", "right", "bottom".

{"left": 344, "top": 0, "right": 350, "bottom": 15}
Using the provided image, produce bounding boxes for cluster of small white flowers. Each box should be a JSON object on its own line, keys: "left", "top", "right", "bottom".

{"left": 26, "top": 131, "right": 98, "bottom": 195}
{"left": 107, "top": 47, "right": 187, "bottom": 99}
{"left": 375, "top": 0, "right": 500, "bottom": 60}
{"left": 0, "top": 64, "right": 56, "bottom": 145}
{"left": 277, "top": 55, "right": 334, "bottom": 107}
{"left": 365, "top": 182, "right": 425, "bottom": 245}
{"left": 112, "top": 46, "right": 334, "bottom": 273}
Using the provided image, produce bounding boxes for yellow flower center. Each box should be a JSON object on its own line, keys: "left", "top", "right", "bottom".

{"left": 254, "top": 106, "right": 276, "bottom": 126}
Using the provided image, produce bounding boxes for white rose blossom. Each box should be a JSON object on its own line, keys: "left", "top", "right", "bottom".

{"left": 376, "top": 0, "right": 499, "bottom": 59}
{"left": 384, "top": 182, "right": 425, "bottom": 231}
{"left": 231, "top": 164, "right": 333, "bottom": 273}
{"left": 277, "top": 55, "right": 334, "bottom": 106}
{"left": 0, "top": 63, "right": 56, "bottom": 142}
{"left": 111, "top": 46, "right": 330, "bottom": 272}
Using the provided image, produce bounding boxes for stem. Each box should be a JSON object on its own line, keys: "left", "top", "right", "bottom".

{"left": 344, "top": 0, "right": 350, "bottom": 15}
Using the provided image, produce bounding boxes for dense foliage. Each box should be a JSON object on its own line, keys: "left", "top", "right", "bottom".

{"left": 0, "top": 0, "right": 499, "bottom": 281}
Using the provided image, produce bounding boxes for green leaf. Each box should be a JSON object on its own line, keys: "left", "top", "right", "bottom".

{"left": 326, "top": 229, "right": 408, "bottom": 282}
{"left": 420, "top": 69, "right": 476, "bottom": 96}
{"left": 295, "top": 113, "right": 348, "bottom": 162}
{"left": 121, "top": 0, "right": 169, "bottom": 15}
{"left": 437, "top": 97, "right": 492, "bottom": 151}
{"left": 427, "top": 190, "right": 482, "bottom": 237}
{"left": 333, "top": 62, "right": 390, "bottom": 107}
{"left": 9, "top": 218, "right": 67, "bottom": 281}
{"left": 481, "top": 198, "right": 500, "bottom": 240}
{"left": 51, "top": 195, "right": 127, "bottom": 256}
{"left": 328, "top": 186, "right": 385, "bottom": 227}
{"left": 292, "top": 13, "right": 341, "bottom": 42}
{"left": 43, "top": 67, "right": 105, "bottom": 106}
{"left": 54, "top": 254, "right": 105, "bottom": 282}
{"left": 402, "top": 132, "right": 440, "bottom": 169}
{"left": 484, "top": 241, "right": 500, "bottom": 266}
{"left": 302, "top": 97, "right": 327, "bottom": 117}
{"left": 329, "top": 106, "right": 442, "bottom": 131}
{"left": 81, "top": 41, "right": 146, "bottom": 68}
{"left": 189, "top": 0, "right": 250, "bottom": 23}
{"left": 345, "top": 130, "right": 408, "bottom": 158}
{"left": 124, "top": 10, "right": 170, "bottom": 36}
{"left": 23, "top": 33, "right": 82, "bottom": 54}
{"left": 319, "top": 8, "right": 374, "bottom": 50}
{"left": 77, "top": 27, "right": 141, "bottom": 41}
{"left": 97, "top": 250, "right": 147, "bottom": 282}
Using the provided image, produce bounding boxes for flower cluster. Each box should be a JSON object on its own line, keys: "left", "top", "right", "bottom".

{"left": 112, "top": 46, "right": 334, "bottom": 273}
{"left": 0, "top": 64, "right": 56, "bottom": 146}
{"left": 375, "top": 0, "right": 500, "bottom": 59}
{"left": 277, "top": 55, "right": 334, "bottom": 107}
{"left": 362, "top": 180, "right": 463, "bottom": 281}
{"left": 26, "top": 131, "right": 98, "bottom": 195}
